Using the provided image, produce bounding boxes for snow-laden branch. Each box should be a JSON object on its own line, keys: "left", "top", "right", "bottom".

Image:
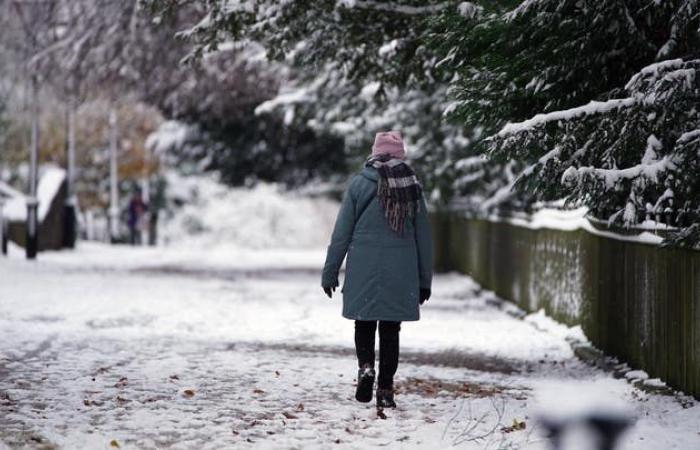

{"left": 656, "top": 0, "right": 699, "bottom": 59}
{"left": 575, "top": 156, "right": 676, "bottom": 189}
{"left": 676, "top": 129, "right": 700, "bottom": 145}
{"left": 624, "top": 58, "right": 685, "bottom": 90}
{"left": 337, "top": 0, "right": 449, "bottom": 15}
{"left": 504, "top": 0, "right": 544, "bottom": 21}
{"left": 480, "top": 146, "right": 561, "bottom": 210}
{"left": 495, "top": 97, "right": 637, "bottom": 137}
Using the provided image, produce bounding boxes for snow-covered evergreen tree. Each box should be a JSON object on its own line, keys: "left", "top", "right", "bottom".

{"left": 148, "top": 0, "right": 477, "bottom": 202}
{"left": 436, "top": 0, "right": 700, "bottom": 245}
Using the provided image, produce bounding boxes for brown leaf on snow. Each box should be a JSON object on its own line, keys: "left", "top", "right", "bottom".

{"left": 252, "top": 388, "right": 265, "bottom": 394}
{"left": 183, "top": 389, "right": 195, "bottom": 397}
{"left": 275, "top": 371, "right": 280, "bottom": 377}
{"left": 295, "top": 403, "right": 304, "bottom": 412}
{"left": 500, "top": 419, "right": 526, "bottom": 433}
{"left": 109, "top": 439, "right": 120, "bottom": 448}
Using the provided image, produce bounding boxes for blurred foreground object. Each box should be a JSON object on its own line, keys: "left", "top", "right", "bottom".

{"left": 536, "top": 382, "right": 634, "bottom": 450}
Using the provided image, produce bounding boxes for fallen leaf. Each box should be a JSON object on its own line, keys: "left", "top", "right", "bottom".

{"left": 500, "top": 419, "right": 526, "bottom": 433}
{"left": 253, "top": 388, "right": 265, "bottom": 394}
{"left": 109, "top": 439, "right": 120, "bottom": 448}
{"left": 295, "top": 403, "right": 304, "bottom": 412}
{"left": 183, "top": 389, "right": 195, "bottom": 397}
{"left": 275, "top": 371, "right": 280, "bottom": 377}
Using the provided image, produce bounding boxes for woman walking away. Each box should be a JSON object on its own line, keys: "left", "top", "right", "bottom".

{"left": 321, "top": 131, "right": 433, "bottom": 410}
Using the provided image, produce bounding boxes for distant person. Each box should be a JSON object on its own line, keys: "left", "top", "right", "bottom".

{"left": 322, "top": 131, "right": 433, "bottom": 410}
{"left": 127, "top": 190, "right": 147, "bottom": 245}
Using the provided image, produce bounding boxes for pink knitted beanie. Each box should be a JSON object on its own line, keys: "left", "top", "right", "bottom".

{"left": 371, "top": 131, "right": 406, "bottom": 159}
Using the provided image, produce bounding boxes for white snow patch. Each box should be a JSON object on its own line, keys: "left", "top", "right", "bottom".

{"left": 360, "top": 81, "right": 381, "bottom": 100}
{"left": 524, "top": 309, "right": 587, "bottom": 343}
{"left": 625, "top": 370, "right": 650, "bottom": 382}
{"left": 145, "top": 121, "right": 189, "bottom": 155}
{"left": 378, "top": 39, "right": 399, "bottom": 58}
{"left": 457, "top": 1, "right": 479, "bottom": 19}
{"left": 160, "top": 173, "right": 339, "bottom": 250}
{"left": 37, "top": 166, "right": 66, "bottom": 221}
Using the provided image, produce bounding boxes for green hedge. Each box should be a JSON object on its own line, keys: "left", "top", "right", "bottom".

{"left": 431, "top": 213, "right": 700, "bottom": 398}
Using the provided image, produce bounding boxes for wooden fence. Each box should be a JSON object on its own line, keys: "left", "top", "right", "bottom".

{"left": 431, "top": 213, "right": 700, "bottom": 398}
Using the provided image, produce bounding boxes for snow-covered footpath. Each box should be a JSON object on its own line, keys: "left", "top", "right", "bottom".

{"left": 1, "top": 244, "right": 698, "bottom": 450}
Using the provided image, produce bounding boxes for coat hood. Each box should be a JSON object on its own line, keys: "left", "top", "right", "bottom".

{"left": 359, "top": 167, "right": 379, "bottom": 182}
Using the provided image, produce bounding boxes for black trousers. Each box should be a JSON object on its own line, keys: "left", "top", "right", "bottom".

{"left": 354, "top": 320, "right": 401, "bottom": 389}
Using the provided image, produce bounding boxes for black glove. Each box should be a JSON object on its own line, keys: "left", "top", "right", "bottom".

{"left": 323, "top": 286, "right": 336, "bottom": 298}
{"left": 419, "top": 288, "right": 431, "bottom": 305}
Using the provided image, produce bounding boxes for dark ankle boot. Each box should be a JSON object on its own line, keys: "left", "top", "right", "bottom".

{"left": 376, "top": 388, "right": 397, "bottom": 409}
{"left": 355, "top": 364, "right": 376, "bottom": 403}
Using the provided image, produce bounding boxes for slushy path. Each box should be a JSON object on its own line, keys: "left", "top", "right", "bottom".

{"left": 0, "top": 243, "right": 697, "bottom": 449}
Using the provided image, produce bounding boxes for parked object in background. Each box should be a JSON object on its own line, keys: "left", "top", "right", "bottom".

{"left": 0, "top": 166, "right": 69, "bottom": 252}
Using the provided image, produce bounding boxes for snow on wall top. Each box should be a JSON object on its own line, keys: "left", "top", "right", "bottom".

{"left": 1, "top": 165, "right": 66, "bottom": 222}
{"left": 37, "top": 166, "right": 66, "bottom": 221}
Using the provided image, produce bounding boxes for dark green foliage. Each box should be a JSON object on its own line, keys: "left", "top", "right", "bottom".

{"left": 433, "top": 0, "right": 700, "bottom": 245}
{"left": 439, "top": 1, "right": 687, "bottom": 133}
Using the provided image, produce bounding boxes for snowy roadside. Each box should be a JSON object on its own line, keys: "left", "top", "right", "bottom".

{"left": 1, "top": 244, "right": 699, "bottom": 449}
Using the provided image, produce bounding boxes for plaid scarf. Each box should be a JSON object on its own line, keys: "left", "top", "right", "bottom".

{"left": 366, "top": 154, "right": 422, "bottom": 234}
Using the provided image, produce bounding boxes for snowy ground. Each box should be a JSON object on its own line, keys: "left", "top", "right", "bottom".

{"left": 1, "top": 243, "right": 698, "bottom": 450}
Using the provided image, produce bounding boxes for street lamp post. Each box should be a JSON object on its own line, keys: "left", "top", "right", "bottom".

{"left": 0, "top": 196, "right": 6, "bottom": 256}
{"left": 26, "top": 76, "right": 39, "bottom": 260}
{"left": 63, "top": 101, "right": 77, "bottom": 248}
{"left": 108, "top": 109, "right": 119, "bottom": 243}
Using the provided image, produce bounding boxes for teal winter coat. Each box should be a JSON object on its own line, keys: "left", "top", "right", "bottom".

{"left": 321, "top": 167, "right": 433, "bottom": 322}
